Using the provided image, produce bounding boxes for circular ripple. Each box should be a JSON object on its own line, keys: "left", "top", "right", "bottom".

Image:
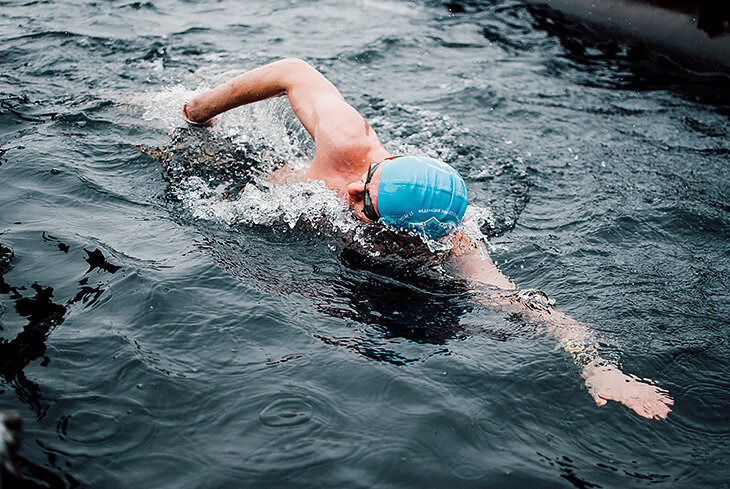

{"left": 58, "top": 410, "right": 120, "bottom": 445}
{"left": 476, "top": 415, "right": 511, "bottom": 439}
{"left": 259, "top": 397, "right": 314, "bottom": 427}
{"left": 354, "top": 435, "right": 444, "bottom": 485}
{"left": 452, "top": 461, "right": 488, "bottom": 480}
{"left": 55, "top": 408, "right": 155, "bottom": 458}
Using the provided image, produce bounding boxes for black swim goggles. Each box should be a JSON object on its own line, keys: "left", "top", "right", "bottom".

{"left": 362, "top": 161, "right": 382, "bottom": 222}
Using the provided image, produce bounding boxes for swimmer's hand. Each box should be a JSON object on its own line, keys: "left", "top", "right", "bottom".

{"left": 581, "top": 362, "right": 673, "bottom": 420}
{"left": 182, "top": 103, "right": 214, "bottom": 127}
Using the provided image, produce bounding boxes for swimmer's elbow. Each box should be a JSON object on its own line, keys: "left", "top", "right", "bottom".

{"left": 275, "top": 58, "right": 335, "bottom": 97}
{"left": 277, "top": 58, "right": 319, "bottom": 87}
{"left": 279, "top": 57, "right": 311, "bottom": 70}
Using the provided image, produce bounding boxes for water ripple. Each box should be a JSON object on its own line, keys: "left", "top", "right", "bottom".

{"left": 55, "top": 406, "right": 155, "bottom": 458}
{"left": 259, "top": 396, "right": 315, "bottom": 428}
{"left": 57, "top": 410, "right": 119, "bottom": 445}
{"left": 671, "top": 380, "right": 730, "bottom": 438}
{"left": 2, "top": 0, "right": 729, "bottom": 488}
{"left": 244, "top": 436, "right": 359, "bottom": 474}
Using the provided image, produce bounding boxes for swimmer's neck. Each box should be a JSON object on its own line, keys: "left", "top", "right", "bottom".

{"left": 266, "top": 145, "right": 390, "bottom": 194}
{"left": 304, "top": 146, "right": 391, "bottom": 193}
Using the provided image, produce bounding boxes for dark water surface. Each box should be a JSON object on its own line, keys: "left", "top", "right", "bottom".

{"left": 1, "top": 0, "right": 729, "bottom": 488}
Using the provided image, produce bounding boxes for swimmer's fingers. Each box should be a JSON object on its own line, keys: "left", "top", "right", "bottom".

{"left": 582, "top": 365, "right": 672, "bottom": 420}
{"left": 622, "top": 383, "right": 674, "bottom": 420}
{"left": 634, "top": 381, "right": 673, "bottom": 420}
{"left": 651, "top": 389, "right": 674, "bottom": 420}
{"left": 586, "top": 384, "right": 608, "bottom": 407}
{"left": 183, "top": 103, "right": 215, "bottom": 127}
{"left": 652, "top": 402, "right": 673, "bottom": 420}
{"left": 654, "top": 384, "right": 673, "bottom": 402}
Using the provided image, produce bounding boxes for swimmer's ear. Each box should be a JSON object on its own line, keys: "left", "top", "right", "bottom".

{"left": 346, "top": 181, "right": 365, "bottom": 201}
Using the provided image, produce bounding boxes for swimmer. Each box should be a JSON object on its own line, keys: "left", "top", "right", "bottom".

{"left": 184, "top": 58, "right": 673, "bottom": 420}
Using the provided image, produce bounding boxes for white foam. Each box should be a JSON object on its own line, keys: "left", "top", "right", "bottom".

{"left": 361, "top": 0, "right": 421, "bottom": 16}
{"left": 142, "top": 85, "right": 206, "bottom": 129}
{"left": 143, "top": 84, "right": 496, "bottom": 255}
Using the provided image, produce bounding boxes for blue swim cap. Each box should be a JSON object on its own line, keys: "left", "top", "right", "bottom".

{"left": 376, "top": 156, "right": 468, "bottom": 239}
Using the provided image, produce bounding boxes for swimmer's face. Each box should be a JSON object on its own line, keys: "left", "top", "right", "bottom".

{"left": 346, "top": 164, "right": 382, "bottom": 222}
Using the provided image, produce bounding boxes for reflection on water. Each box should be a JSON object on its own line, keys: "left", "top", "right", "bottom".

{"left": 1, "top": 242, "right": 64, "bottom": 416}
{"left": 0, "top": 239, "right": 124, "bottom": 488}
{"left": 525, "top": 4, "right": 730, "bottom": 104}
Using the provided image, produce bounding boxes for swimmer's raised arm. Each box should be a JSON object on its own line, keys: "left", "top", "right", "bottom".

{"left": 185, "top": 58, "right": 359, "bottom": 140}
{"left": 448, "top": 233, "right": 674, "bottom": 420}
{"left": 184, "top": 58, "right": 390, "bottom": 187}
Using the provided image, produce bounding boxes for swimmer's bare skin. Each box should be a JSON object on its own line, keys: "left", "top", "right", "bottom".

{"left": 185, "top": 58, "right": 390, "bottom": 201}
{"left": 186, "top": 58, "right": 673, "bottom": 420}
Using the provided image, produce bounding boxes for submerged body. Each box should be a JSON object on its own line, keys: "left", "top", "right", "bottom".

{"left": 185, "top": 58, "right": 673, "bottom": 420}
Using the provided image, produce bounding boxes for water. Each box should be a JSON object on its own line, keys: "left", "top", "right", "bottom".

{"left": 1, "top": 0, "right": 729, "bottom": 487}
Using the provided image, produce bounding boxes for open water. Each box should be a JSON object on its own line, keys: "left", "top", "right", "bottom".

{"left": 1, "top": 1, "right": 729, "bottom": 488}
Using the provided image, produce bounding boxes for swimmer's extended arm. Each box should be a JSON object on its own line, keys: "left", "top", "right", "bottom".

{"left": 481, "top": 293, "right": 673, "bottom": 420}
{"left": 448, "top": 231, "right": 515, "bottom": 289}
{"left": 185, "top": 58, "right": 358, "bottom": 140}
{"left": 448, "top": 232, "right": 673, "bottom": 420}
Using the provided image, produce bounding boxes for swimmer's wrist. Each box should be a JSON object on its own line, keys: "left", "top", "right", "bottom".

{"left": 579, "top": 360, "right": 618, "bottom": 383}
{"left": 562, "top": 338, "right": 601, "bottom": 368}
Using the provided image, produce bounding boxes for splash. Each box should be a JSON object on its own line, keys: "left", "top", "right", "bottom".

{"left": 460, "top": 205, "right": 496, "bottom": 245}
{"left": 141, "top": 85, "right": 203, "bottom": 129}
{"left": 179, "top": 169, "right": 496, "bottom": 255}
{"left": 143, "top": 84, "right": 311, "bottom": 170}
{"left": 178, "top": 176, "right": 359, "bottom": 234}
{"left": 143, "top": 84, "right": 498, "bottom": 256}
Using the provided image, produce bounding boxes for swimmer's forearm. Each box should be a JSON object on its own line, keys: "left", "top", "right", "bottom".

{"left": 450, "top": 234, "right": 595, "bottom": 354}
{"left": 184, "top": 58, "right": 335, "bottom": 124}
{"left": 185, "top": 60, "right": 292, "bottom": 122}
{"left": 479, "top": 293, "right": 596, "bottom": 361}
{"left": 447, "top": 232, "right": 515, "bottom": 289}
{"left": 478, "top": 293, "right": 673, "bottom": 419}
